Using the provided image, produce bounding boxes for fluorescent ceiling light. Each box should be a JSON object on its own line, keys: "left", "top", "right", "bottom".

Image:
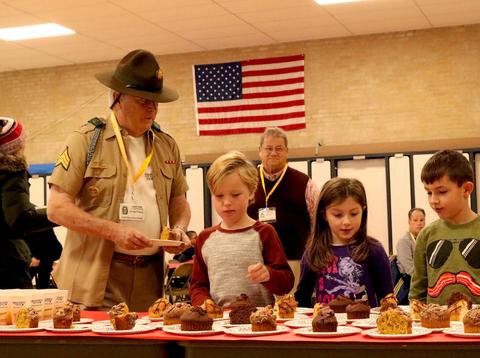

{"left": 314, "top": 0, "right": 364, "bottom": 4}
{"left": 0, "top": 23, "right": 75, "bottom": 41}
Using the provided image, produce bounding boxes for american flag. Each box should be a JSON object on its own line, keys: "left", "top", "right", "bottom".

{"left": 193, "top": 54, "right": 306, "bottom": 136}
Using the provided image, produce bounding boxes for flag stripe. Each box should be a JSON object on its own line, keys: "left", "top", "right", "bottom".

{"left": 243, "top": 83, "right": 304, "bottom": 94}
{"left": 243, "top": 71, "right": 304, "bottom": 83}
{"left": 243, "top": 60, "right": 304, "bottom": 71}
{"left": 241, "top": 54, "right": 304, "bottom": 66}
{"left": 243, "top": 66, "right": 304, "bottom": 77}
{"left": 243, "top": 88, "right": 304, "bottom": 99}
{"left": 198, "top": 99, "right": 304, "bottom": 113}
{"left": 199, "top": 123, "right": 306, "bottom": 136}
{"left": 194, "top": 54, "right": 305, "bottom": 136}
{"left": 198, "top": 106, "right": 305, "bottom": 120}
{"left": 198, "top": 111, "right": 306, "bottom": 125}
{"left": 197, "top": 93, "right": 304, "bottom": 108}
{"left": 243, "top": 77, "right": 304, "bottom": 88}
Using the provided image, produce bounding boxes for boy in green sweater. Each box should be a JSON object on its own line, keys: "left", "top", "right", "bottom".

{"left": 409, "top": 150, "right": 480, "bottom": 304}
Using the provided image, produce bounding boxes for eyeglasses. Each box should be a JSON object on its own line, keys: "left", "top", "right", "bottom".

{"left": 261, "top": 146, "right": 286, "bottom": 153}
{"left": 132, "top": 96, "right": 158, "bottom": 108}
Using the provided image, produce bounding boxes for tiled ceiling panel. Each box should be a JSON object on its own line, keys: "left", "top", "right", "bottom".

{"left": 0, "top": 0, "right": 478, "bottom": 72}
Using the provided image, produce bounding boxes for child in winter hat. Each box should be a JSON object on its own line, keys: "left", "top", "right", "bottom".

{"left": 0, "top": 117, "right": 26, "bottom": 155}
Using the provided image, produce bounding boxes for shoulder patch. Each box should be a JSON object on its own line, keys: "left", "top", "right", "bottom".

{"left": 55, "top": 146, "right": 71, "bottom": 171}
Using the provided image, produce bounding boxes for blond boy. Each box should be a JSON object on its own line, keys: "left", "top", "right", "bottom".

{"left": 410, "top": 150, "right": 480, "bottom": 304}
{"left": 190, "top": 151, "right": 294, "bottom": 307}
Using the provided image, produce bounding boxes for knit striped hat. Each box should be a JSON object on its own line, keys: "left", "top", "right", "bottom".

{"left": 0, "top": 117, "right": 26, "bottom": 155}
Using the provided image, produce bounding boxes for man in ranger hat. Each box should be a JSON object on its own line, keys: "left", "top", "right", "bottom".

{"left": 48, "top": 49, "right": 191, "bottom": 311}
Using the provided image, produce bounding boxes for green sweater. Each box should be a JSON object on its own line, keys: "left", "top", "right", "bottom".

{"left": 409, "top": 216, "right": 480, "bottom": 304}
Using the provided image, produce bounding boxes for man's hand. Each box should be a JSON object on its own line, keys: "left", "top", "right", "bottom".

{"left": 247, "top": 262, "right": 270, "bottom": 283}
{"left": 164, "top": 226, "right": 191, "bottom": 254}
{"left": 30, "top": 257, "right": 41, "bottom": 267}
{"left": 113, "top": 224, "right": 153, "bottom": 250}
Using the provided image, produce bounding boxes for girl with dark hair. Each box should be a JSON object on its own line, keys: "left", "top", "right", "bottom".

{"left": 295, "top": 177, "right": 392, "bottom": 307}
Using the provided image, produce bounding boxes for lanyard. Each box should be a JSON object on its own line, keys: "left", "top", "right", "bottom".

{"left": 109, "top": 113, "right": 154, "bottom": 191}
{"left": 259, "top": 163, "right": 288, "bottom": 207}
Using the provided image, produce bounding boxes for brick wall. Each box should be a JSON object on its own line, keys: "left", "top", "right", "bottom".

{"left": 0, "top": 24, "right": 478, "bottom": 164}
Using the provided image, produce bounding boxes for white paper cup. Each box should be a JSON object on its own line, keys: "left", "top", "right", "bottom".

{"left": 42, "top": 290, "right": 57, "bottom": 320}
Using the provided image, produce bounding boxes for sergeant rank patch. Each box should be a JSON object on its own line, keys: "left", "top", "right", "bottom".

{"left": 56, "top": 146, "right": 71, "bottom": 171}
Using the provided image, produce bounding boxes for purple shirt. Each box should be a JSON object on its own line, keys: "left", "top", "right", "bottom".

{"left": 295, "top": 238, "right": 393, "bottom": 307}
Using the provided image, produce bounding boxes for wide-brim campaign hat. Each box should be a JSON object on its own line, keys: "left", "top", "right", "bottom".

{"left": 95, "top": 49, "right": 178, "bottom": 103}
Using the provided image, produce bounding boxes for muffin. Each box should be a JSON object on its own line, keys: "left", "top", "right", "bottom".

{"left": 379, "top": 293, "right": 398, "bottom": 312}
{"left": 148, "top": 297, "right": 171, "bottom": 318}
{"left": 313, "top": 303, "right": 330, "bottom": 318}
{"left": 376, "top": 308, "right": 412, "bottom": 334}
{"left": 67, "top": 302, "right": 81, "bottom": 322}
{"left": 229, "top": 293, "right": 257, "bottom": 324}
{"left": 409, "top": 299, "right": 427, "bottom": 320}
{"left": 346, "top": 300, "right": 371, "bottom": 320}
{"left": 163, "top": 302, "right": 191, "bottom": 325}
{"left": 203, "top": 298, "right": 223, "bottom": 319}
{"left": 274, "top": 294, "right": 298, "bottom": 319}
{"left": 109, "top": 302, "right": 137, "bottom": 330}
{"left": 53, "top": 305, "right": 74, "bottom": 329}
{"left": 312, "top": 307, "right": 338, "bottom": 332}
{"left": 420, "top": 304, "right": 450, "bottom": 329}
{"left": 447, "top": 292, "right": 472, "bottom": 321}
{"left": 15, "top": 307, "right": 39, "bottom": 329}
{"left": 250, "top": 305, "right": 277, "bottom": 332}
{"left": 463, "top": 307, "right": 480, "bottom": 333}
{"left": 328, "top": 295, "right": 353, "bottom": 313}
{"left": 180, "top": 306, "right": 213, "bottom": 331}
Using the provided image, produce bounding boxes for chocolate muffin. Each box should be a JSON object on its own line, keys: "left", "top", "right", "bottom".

{"left": 53, "top": 305, "right": 74, "bottom": 329}
{"left": 229, "top": 294, "right": 257, "bottom": 324}
{"left": 250, "top": 305, "right": 277, "bottom": 332}
{"left": 312, "top": 307, "right": 338, "bottom": 332}
{"left": 346, "top": 300, "right": 371, "bottom": 319}
{"left": 328, "top": 295, "right": 353, "bottom": 313}
{"left": 180, "top": 306, "right": 213, "bottom": 331}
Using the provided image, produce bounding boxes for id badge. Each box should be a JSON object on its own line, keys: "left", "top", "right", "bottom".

{"left": 119, "top": 202, "right": 145, "bottom": 221}
{"left": 258, "top": 207, "right": 276, "bottom": 223}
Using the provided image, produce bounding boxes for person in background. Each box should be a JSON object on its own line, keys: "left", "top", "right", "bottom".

{"left": 24, "top": 227, "right": 62, "bottom": 289}
{"left": 410, "top": 150, "right": 480, "bottom": 304}
{"left": 295, "top": 177, "right": 392, "bottom": 308}
{"left": 248, "top": 127, "right": 318, "bottom": 292}
{"left": 47, "top": 49, "right": 191, "bottom": 311}
{"left": 173, "top": 230, "right": 197, "bottom": 263}
{"left": 394, "top": 207, "right": 425, "bottom": 303}
{"left": 0, "top": 117, "right": 57, "bottom": 289}
{"left": 190, "top": 151, "right": 294, "bottom": 307}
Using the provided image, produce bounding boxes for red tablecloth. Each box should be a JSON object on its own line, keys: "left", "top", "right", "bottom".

{"left": 1, "top": 311, "right": 480, "bottom": 344}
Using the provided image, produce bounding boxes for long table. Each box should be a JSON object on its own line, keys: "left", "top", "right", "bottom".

{"left": 1, "top": 311, "right": 480, "bottom": 358}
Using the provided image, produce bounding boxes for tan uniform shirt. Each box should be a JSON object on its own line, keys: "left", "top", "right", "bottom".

{"left": 49, "top": 117, "right": 188, "bottom": 307}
